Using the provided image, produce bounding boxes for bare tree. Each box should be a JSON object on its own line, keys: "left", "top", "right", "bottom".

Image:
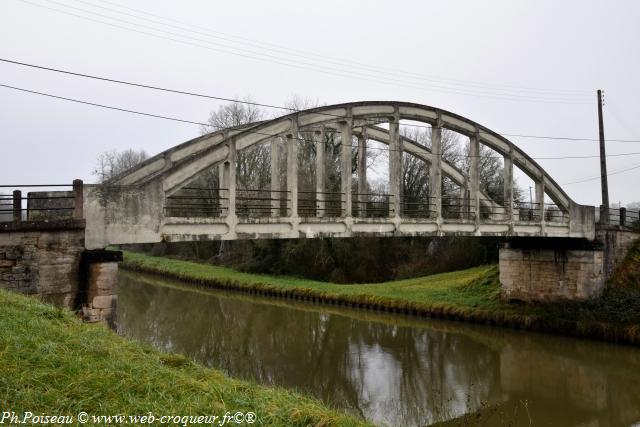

{"left": 200, "top": 97, "right": 265, "bottom": 132}
{"left": 92, "top": 149, "right": 148, "bottom": 183}
{"left": 201, "top": 98, "right": 270, "bottom": 191}
{"left": 400, "top": 126, "right": 462, "bottom": 203}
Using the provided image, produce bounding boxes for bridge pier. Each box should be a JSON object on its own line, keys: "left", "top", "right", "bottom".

{"left": 499, "top": 226, "right": 639, "bottom": 302}
{"left": 80, "top": 249, "right": 122, "bottom": 325}
{"left": 499, "top": 240, "right": 605, "bottom": 302}
{"left": 0, "top": 216, "right": 121, "bottom": 324}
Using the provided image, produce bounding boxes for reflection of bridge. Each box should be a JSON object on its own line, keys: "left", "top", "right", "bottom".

{"left": 85, "top": 101, "right": 596, "bottom": 248}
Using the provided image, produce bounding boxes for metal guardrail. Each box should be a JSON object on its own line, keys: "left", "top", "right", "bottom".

{"left": 402, "top": 196, "right": 433, "bottom": 219}
{"left": 352, "top": 192, "right": 391, "bottom": 218}
{"left": 238, "top": 188, "right": 290, "bottom": 218}
{"left": 165, "top": 187, "right": 228, "bottom": 218}
{"left": 600, "top": 206, "right": 640, "bottom": 229}
{"left": 299, "top": 191, "right": 344, "bottom": 217}
{"left": 0, "top": 181, "right": 83, "bottom": 223}
{"left": 160, "top": 185, "right": 580, "bottom": 226}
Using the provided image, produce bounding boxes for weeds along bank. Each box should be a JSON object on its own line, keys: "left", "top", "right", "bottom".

{"left": 121, "top": 249, "right": 640, "bottom": 345}
{"left": 0, "top": 288, "right": 369, "bottom": 427}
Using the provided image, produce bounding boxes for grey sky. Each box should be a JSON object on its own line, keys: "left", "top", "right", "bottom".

{"left": 1, "top": 0, "right": 639, "bottom": 206}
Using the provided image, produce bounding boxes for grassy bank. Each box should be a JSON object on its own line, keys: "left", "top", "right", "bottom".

{"left": 121, "top": 250, "right": 640, "bottom": 345}
{"left": 0, "top": 288, "right": 369, "bottom": 427}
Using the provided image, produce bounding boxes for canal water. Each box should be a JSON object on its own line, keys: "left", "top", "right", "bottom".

{"left": 117, "top": 271, "right": 640, "bottom": 427}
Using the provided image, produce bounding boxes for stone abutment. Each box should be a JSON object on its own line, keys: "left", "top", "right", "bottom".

{"left": 0, "top": 220, "right": 121, "bottom": 324}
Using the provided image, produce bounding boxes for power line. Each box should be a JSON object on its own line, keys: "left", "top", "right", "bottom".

{"left": 0, "top": 83, "right": 209, "bottom": 126}
{"left": 85, "top": 0, "right": 587, "bottom": 95}
{"left": 4, "top": 82, "right": 640, "bottom": 163}
{"left": 0, "top": 58, "right": 297, "bottom": 113}
{"left": 3, "top": 57, "right": 639, "bottom": 143}
{"left": 70, "top": 0, "right": 590, "bottom": 97}
{"left": 14, "top": 0, "right": 592, "bottom": 104}
{"left": 562, "top": 163, "right": 640, "bottom": 185}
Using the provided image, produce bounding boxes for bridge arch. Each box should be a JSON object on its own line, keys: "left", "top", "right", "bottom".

{"left": 116, "top": 101, "right": 570, "bottom": 211}
{"left": 83, "top": 101, "right": 595, "bottom": 249}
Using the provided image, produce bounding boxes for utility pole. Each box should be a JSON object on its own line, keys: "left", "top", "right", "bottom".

{"left": 598, "top": 89, "right": 609, "bottom": 209}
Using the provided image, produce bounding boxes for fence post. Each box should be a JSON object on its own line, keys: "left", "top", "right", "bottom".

{"left": 12, "top": 190, "right": 21, "bottom": 222}
{"left": 73, "top": 179, "right": 84, "bottom": 220}
{"left": 620, "top": 207, "right": 627, "bottom": 227}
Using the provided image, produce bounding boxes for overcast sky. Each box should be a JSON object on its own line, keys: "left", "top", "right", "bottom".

{"left": 1, "top": 0, "right": 639, "bottom": 206}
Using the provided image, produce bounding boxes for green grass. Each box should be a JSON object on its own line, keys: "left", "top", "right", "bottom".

{"left": 0, "top": 288, "right": 370, "bottom": 427}
{"left": 122, "top": 250, "right": 501, "bottom": 310}
{"left": 121, "top": 250, "right": 640, "bottom": 344}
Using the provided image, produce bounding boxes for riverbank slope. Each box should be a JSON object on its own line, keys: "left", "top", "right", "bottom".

{"left": 121, "top": 250, "right": 640, "bottom": 345}
{"left": 0, "top": 288, "right": 369, "bottom": 427}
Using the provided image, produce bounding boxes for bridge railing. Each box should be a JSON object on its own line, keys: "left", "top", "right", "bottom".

{"left": 514, "top": 201, "right": 541, "bottom": 222}
{"left": 165, "top": 187, "right": 227, "bottom": 218}
{"left": 600, "top": 207, "right": 640, "bottom": 229}
{"left": 0, "top": 182, "right": 82, "bottom": 223}
{"left": 544, "top": 203, "right": 569, "bottom": 223}
{"left": 237, "top": 188, "right": 290, "bottom": 218}
{"left": 299, "top": 191, "right": 344, "bottom": 217}
{"left": 442, "top": 196, "right": 475, "bottom": 220}
{"left": 479, "top": 199, "right": 508, "bottom": 221}
{"left": 401, "top": 196, "right": 434, "bottom": 218}
{"left": 353, "top": 192, "right": 393, "bottom": 218}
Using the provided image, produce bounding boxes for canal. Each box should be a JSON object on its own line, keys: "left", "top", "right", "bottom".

{"left": 117, "top": 270, "right": 640, "bottom": 426}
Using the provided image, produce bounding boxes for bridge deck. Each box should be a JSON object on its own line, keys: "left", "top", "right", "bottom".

{"left": 158, "top": 215, "right": 572, "bottom": 242}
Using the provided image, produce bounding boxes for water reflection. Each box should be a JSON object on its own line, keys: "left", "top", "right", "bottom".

{"left": 117, "top": 271, "right": 640, "bottom": 427}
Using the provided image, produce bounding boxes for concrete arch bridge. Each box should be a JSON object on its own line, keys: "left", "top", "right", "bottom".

{"left": 85, "top": 101, "right": 596, "bottom": 250}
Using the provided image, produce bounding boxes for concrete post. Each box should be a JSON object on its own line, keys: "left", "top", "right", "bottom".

{"left": 357, "top": 129, "right": 368, "bottom": 218}
{"left": 12, "top": 190, "right": 21, "bottom": 222}
{"left": 600, "top": 205, "right": 608, "bottom": 225}
{"left": 460, "top": 186, "right": 469, "bottom": 219}
{"left": 535, "top": 179, "right": 545, "bottom": 223}
{"left": 270, "top": 138, "right": 282, "bottom": 217}
{"left": 430, "top": 118, "right": 442, "bottom": 220}
{"left": 340, "top": 120, "right": 352, "bottom": 217}
{"left": 223, "top": 139, "right": 236, "bottom": 218}
{"left": 469, "top": 130, "right": 480, "bottom": 222}
{"left": 503, "top": 151, "right": 514, "bottom": 221}
{"left": 287, "top": 120, "right": 298, "bottom": 218}
{"left": 315, "top": 128, "right": 325, "bottom": 217}
{"left": 73, "top": 179, "right": 83, "bottom": 220}
{"left": 389, "top": 115, "right": 402, "bottom": 218}
{"left": 620, "top": 207, "right": 627, "bottom": 227}
{"left": 218, "top": 164, "right": 227, "bottom": 215}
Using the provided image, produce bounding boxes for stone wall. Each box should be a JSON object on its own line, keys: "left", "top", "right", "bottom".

{"left": 0, "top": 221, "right": 85, "bottom": 308}
{"left": 500, "top": 246, "right": 604, "bottom": 302}
{"left": 81, "top": 251, "right": 122, "bottom": 325}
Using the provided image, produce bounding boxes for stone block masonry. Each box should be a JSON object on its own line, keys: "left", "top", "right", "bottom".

{"left": 0, "top": 220, "right": 121, "bottom": 324}
{"left": 80, "top": 250, "right": 122, "bottom": 325}
{"left": 500, "top": 243, "right": 604, "bottom": 302}
{"left": 0, "top": 221, "right": 85, "bottom": 308}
